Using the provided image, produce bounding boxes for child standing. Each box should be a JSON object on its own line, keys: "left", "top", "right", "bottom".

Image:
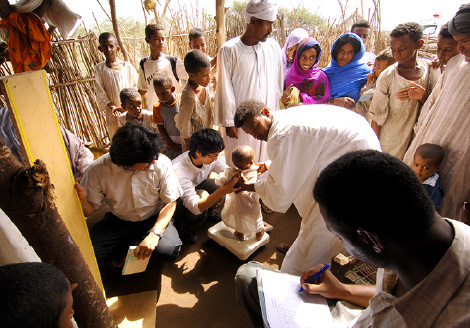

{"left": 95, "top": 32, "right": 138, "bottom": 139}
{"left": 412, "top": 143, "right": 445, "bottom": 212}
{"left": 117, "top": 88, "right": 154, "bottom": 131}
{"left": 369, "top": 22, "right": 438, "bottom": 160}
{"left": 355, "top": 49, "right": 396, "bottom": 119}
{"left": 215, "top": 145, "right": 264, "bottom": 241}
{"left": 138, "top": 24, "right": 187, "bottom": 111}
{"left": 175, "top": 49, "right": 213, "bottom": 151}
{"left": 281, "top": 37, "right": 330, "bottom": 108}
{"left": 152, "top": 72, "right": 182, "bottom": 160}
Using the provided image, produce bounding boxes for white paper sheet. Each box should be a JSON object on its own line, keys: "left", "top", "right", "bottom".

{"left": 257, "top": 269, "right": 334, "bottom": 328}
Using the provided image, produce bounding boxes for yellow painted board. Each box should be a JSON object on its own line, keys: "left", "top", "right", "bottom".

{"left": 0, "top": 70, "right": 103, "bottom": 291}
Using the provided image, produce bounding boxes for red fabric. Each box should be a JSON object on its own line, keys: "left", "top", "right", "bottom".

{"left": 0, "top": 12, "right": 51, "bottom": 73}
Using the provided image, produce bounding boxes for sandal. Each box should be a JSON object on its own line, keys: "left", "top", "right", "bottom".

{"left": 276, "top": 243, "right": 291, "bottom": 254}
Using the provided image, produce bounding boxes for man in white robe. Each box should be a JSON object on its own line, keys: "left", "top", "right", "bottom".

{"left": 235, "top": 99, "right": 381, "bottom": 275}
{"left": 214, "top": 0, "right": 283, "bottom": 166}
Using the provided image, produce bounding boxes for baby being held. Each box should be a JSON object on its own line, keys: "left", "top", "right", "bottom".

{"left": 215, "top": 145, "right": 264, "bottom": 241}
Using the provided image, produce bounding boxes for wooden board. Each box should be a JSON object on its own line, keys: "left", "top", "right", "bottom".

{"left": 0, "top": 70, "right": 103, "bottom": 290}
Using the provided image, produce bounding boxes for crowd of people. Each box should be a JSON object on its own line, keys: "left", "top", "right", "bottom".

{"left": 2, "top": 0, "right": 470, "bottom": 327}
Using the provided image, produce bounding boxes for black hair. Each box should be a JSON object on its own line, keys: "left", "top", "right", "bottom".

{"left": 415, "top": 143, "right": 445, "bottom": 165}
{"left": 119, "top": 88, "right": 140, "bottom": 108}
{"left": 110, "top": 123, "right": 160, "bottom": 167}
{"left": 0, "top": 262, "right": 70, "bottom": 328}
{"left": 145, "top": 23, "right": 164, "bottom": 39}
{"left": 98, "top": 32, "right": 117, "bottom": 44}
{"left": 313, "top": 150, "right": 435, "bottom": 240}
{"left": 232, "top": 145, "right": 254, "bottom": 169}
{"left": 184, "top": 49, "right": 210, "bottom": 75}
{"left": 351, "top": 20, "right": 371, "bottom": 31}
{"left": 332, "top": 34, "right": 362, "bottom": 61}
{"left": 188, "top": 128, "right": 224, "bottom": 158}
{"left": 390, "top": 22, "right": 423, "bottom": 43}
{"left": 439, "top": 22, "right": 453, "bottom": 39}
{"left": 153, "top": 72, "right": 173, "bottom": 89}
{"left": 376, "top": 48, "right": 396, "bottom": 65}
{"left": 189, "top": 27, "right": 206, "bottom": 42}
{"left": 234, "top": 98, "right": 265, "bottom": 128}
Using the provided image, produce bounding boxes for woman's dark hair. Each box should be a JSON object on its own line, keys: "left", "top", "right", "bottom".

{"left": 189, "top": 128, "right": 224, "bottom": 158}
{"left": 110, "top": 123, "right": 160, "bottom": 167}
{"left": 332, "top": 33, "right": 361, "bottom": 61}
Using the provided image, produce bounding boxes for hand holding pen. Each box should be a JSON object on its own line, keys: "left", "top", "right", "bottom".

{"left": 298, "top": 264, "right": 331, "bottom": 292}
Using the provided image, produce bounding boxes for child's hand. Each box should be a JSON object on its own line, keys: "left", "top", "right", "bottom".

{"left": 281, "top": 85, "right": 294, "bottom": 105}
{"left": 396, "top": 82, "right": 426, "bottom": 101}
{"left": 111, "top": 106, "right": 124, "bottom": 117}
{"left": 74, "top": 182, "right": 87, "bottom": 201}
{"left": 256, "top": 162, "right": 268, "bottom": 174}
{"left": 431, "top": 58, "right": 443, "bottom": 70}
{"left": 330, "top": 97, "right": 355, "bottom": 109}
{"left": 367, "top": 72, "right": 375, "bottom": 85}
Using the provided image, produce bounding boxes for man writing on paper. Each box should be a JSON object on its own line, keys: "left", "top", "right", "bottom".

{"left": 214, "top": 0, "right": 283, "bottom": 166}
{"left": 75, "top": 123, "right": 182, "bottom": 267}
{"left": 236, "top": 151, "right": 470, "bottom": 327}
{"left": 234, "top": 99, "right": 381, "bottom": 275}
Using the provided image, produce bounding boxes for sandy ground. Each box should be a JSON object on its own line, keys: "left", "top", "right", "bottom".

{"left": 105, "top": 205, "right": 302, "bottom": 327}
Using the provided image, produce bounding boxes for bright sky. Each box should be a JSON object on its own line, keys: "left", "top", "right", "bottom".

{"left": 61, "top": 0, "right": 463, "bottom": 32}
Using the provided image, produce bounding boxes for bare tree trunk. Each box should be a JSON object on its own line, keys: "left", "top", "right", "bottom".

{"left": 0, "top": 0, "right": 11, "bottom": 18}
{"left": 0, "top": 138, "right": 117, "bottom": 328}
{"left": 215, "top": 0, "right": 226, "bottom": 49}
{"left": 109, "top": 0, "right": 129, "bottom": 62}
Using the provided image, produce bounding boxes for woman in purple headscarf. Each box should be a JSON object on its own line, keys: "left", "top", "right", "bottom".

{"left": 282, "top": 28, "right": 309, "bottom": 84}
{"left": 281, "top": 37, "right": 330, "bottom": 107}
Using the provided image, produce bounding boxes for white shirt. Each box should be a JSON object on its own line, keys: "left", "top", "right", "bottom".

{"left": 360, "top": 51, "right": 377, "bottom": 67}
{"left": 81, "top": 153, "right": 182, "bottom": 222}
{"left": 117, "top": 110, "right": 154, "bottom": 131}
{"left": 95, "top": 61, "right": 138, "bottom": 111}
{"left": 137, "top": 54, "right": 188, "bottom": 110}
{"left": 172, "top": 151, "right": 228, "bottom": 215}
{"left": 255, "top": 105, "right": 382, "bottom": 274}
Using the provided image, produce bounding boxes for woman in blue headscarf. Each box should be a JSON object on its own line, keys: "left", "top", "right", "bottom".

{"left": 324, "top": 32, "right": 371, "bottom": 109}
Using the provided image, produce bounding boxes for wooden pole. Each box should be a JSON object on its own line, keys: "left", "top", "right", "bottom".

{"left": 215, "top": 0, "right": 226, "bottom": 49}
{"left": 0, "top": 139, "right": 117, "bottom": 328}
{"left": 109, "top": 0, "right": 129, "bottom": 62}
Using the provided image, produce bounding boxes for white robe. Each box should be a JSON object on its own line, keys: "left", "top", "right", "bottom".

{"left": 215, "top": 166, "right": 263, "bottom": 233}
{"left": 255, "top": 105, "right": 382, "bottom": 275}
{"left": 403, "top": 54, "right": 470, "bottom": 219}
{"left": 214, "top": 36, "right": 283, "bottom": 166}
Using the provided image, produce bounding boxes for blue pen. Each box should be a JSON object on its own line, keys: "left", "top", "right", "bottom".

{"left": 298, "top": 263, "right": 330, "bottom": 292}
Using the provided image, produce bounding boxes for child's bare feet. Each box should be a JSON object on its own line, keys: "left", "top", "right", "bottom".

{"left": 256, "top": 229, "right": 265, "bottom": 241}
{"left": 234, "top": 231, "right": 245, "bottom": 241}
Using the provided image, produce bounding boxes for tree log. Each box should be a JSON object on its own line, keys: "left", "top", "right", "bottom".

{"left": 215, "top": 0, "right": 226, "bottom": 49}
{"left": 109, "top": 0, "right": 129, "bottom": 62}
{"left": 0, "top": 138, "right": 116, "bottom": 328}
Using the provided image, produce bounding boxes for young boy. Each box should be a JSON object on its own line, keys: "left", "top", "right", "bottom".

{"left": 432, "top": 22, "right": 460, "bottom": 72}
{"left": 174, "top": 49, "right": 213, "bottom": 151}
{"left": 215, "top": 145, "right": 264, "bottom": 241}
{"left": 355, "top": 49, "right": 396, "bottom": 119}
{"left": 172, "top": 128, "right": 240, "bottom": 244}
{"left": 412, "top": 143, "right": 445, "bottom": 212}
{"left": 0, "top": 262, "right": 75, "bottom": 328}
{"left": 138, "top": 24, "right": 187, "bottom": 111}
{"left": 369, "top": 22, "right": 438, "bottom": 160}
{"left": 117, "top": 88, "right": 154, "bottom": 131}
{"left": 152, "top": 72, "right": 182, "bottom": 160}
{"left": 188, "top": 27, "right": 217, "bottom": 90}
{"left": 95, "top": 32, "right": 138, "bottom": 139}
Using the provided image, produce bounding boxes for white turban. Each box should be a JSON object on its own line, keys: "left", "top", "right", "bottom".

{"left": 244, "top": 0, "right": 278, "bottom": 24}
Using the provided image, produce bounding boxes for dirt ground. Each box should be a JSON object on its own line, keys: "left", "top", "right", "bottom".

{"left": 105, "top": 205, "right": 302, "bottom": 327}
